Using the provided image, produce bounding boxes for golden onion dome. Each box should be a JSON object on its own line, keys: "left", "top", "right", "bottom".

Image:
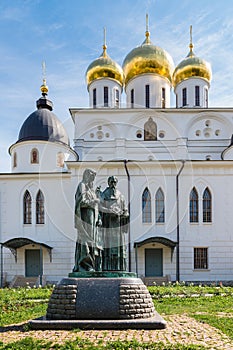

{"left": 85, "top": 38, "right": 124, "bottom": 90}
{"left": 173, "top": 26, "right": 212, "bottom": 88}
{"left": 122, "top": 29, "right": 174, "bottom": 86}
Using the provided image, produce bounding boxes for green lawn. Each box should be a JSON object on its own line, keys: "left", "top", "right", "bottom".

{"left": 0, "top": 338, "right": 207, "bottom": 350}
{"left": 0, "top": 286, "right": 52, "bottom": 327}
{"left": 149, "top": 283, "right": 233, "bottom": 340}
{"left": 0, "top": 284, "right": 232, "bottom": 349}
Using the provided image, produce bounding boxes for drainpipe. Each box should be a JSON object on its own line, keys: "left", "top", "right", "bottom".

{"left": 176, "top": 160, "right": 185, "bottom": 282}
{"left": 135, "top": 244, "right": 138, "bottom": 275}
{"left": 0, "top": 244, "right": 3, "bottom": 288}
{"left": 124, "top": 160, "right": 131, "bottom": 272}
{"left": 39, "top": 244, "right": 43, "bottom": 286}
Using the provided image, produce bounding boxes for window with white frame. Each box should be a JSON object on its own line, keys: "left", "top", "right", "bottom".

{"left": 155, "top": 188, "right": 165, "bottom": 223}
{"left": 131, "top": 89, "right": 134, "bottom": 108}
{"left": 142, "top": 187, "right": 151, "bottom": 223}
{"left": 182, "top": 87, "right": 187, "bottom": 106}
{"left": 194, "top": 247, "right": 208, "bottom": 269}
{"left": 195, "top": 85, "right": 200, "bottom": 106}
{"left": 36, "top": 190, "right": 45, "bottom": 224}
{"left": 205, "top": 88, "right": 208, "bottom": 108}
{"left": 93, "top": 88, "right": 97, "bottom": 108}
{"left": 23, "top": 190, "right": 32, "bottom": 224}
{"left": 161, "top": 87, "right": 165, "bottom": 108}
{"left": 115, "top": 89, "right": 119, "bottom": 108}
{"left": 203, "top": 187, "right": 212, "bottom": 223}
{"left": 104, "top": 86, "right": 108, "bottom": 107}
{"left": 145, "top": 84, "right": 150, "bottom": 108}
{"left": 13, "top": 152, "right": 17, "bottom": 168}
{"left": 189, "top": 187, "right": 199, "bottom": 223}
{"left": 31, "top": 148, "right": 39, "bottom": 164}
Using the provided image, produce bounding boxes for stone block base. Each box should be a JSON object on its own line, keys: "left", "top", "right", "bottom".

{"left": 30, "top": 315, "right": 166, "bottom": 330}
{"left": 30, "top": 277, "right": 166, "bottom": 330}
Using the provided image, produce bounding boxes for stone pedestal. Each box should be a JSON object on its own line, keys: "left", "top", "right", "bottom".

{"left": 30, "top": 275, "right": 166, "bottom": 329}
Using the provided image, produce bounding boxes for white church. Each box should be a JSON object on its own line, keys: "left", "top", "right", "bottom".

{"left": 1, "top": 22, "right": 233, "bottom": 287}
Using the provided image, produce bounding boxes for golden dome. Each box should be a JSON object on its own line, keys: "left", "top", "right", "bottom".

{"left": 173, "top": 27, "right": 212, "bottom": 88}
{"left": 122, "top": 30, "right": 174, "bottom": 86}
{"left": 85, "top": 41, "right": 124, "bottom": 90}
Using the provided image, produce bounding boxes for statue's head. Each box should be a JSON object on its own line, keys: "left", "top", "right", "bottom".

{"left": 108, "top": 176, "right": 118, "bottom": 188}
{"left": 82, "top": 168, "right": 96, "bottom": 183}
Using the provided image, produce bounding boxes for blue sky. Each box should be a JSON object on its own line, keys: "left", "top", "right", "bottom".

{"left": 0, "top": 0, "right": 233, "bottom": 172}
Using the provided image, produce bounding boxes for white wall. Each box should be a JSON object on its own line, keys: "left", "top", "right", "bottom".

{"left": 175, "top": 78, "right": 209, "bottom": 108}
{"left": 88, "top": 78, "right": 122, "bottom": 108}
{"left": 9, "top": 141, "right": 77, "bottom": 173}
{"left": 125, "top": 74, "right": 171, "bottom": 108}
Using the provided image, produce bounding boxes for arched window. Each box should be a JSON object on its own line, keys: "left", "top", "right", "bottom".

{"left": 190, "top": 187, "right": 199, "bottom": 223}
{"left": 104, "top": 86, "right": 108, "bottom": 107}
{"left": 205, "top": 88, "right": 208, "bottom": 108}
{"left": 31, "top": 148, "right": 39, "bottom": 164}
{"left": 182, "top": 87, "right": 187, "bottom": 106}
{"left": 145, "top": 84, "right": 150, "bottom": 108}
{"left": 131, "top": 89, "right": 134, "bottom": 108}
{"left": 57, "top": 152, "right": 65, "bottom": 168}
{"left": 195, "top": 86, "right": 200, "bottom": 106}
{"left": 144, "top": 117, "right": 157, "bottom": 141}
{"left": 93, "top": 88, "right": 97, "bottom": 108}
{"left": 155, "top": 188, "right": 165, "bottom": 223}
{"left": 36, "top": 190, "right": 45, "bottom": 224}
{"left": 142, "top": 188, "right": 151, "bottom": 223}
{"left": 162, "top": 88, "right": 166, "bottom": 108}
{"left": 13, "top": 152, "right": 17, "bottom": 168}
{"left": 203, "top": 187, "right": 212, "bottom": 223}
{"left": 115, "top": 89, "right": 119, "bottom": 108}
{"left": 24, "top": 190, "right": 32, "bottom": 224}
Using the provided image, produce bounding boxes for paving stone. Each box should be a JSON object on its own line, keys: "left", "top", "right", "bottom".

{"left": 2, "top": 314, "right": 232, "bottom": 349}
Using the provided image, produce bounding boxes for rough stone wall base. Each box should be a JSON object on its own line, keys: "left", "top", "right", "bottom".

{"left": 46, "top": 277, "right": 156, "bottom": 320}
{"left": 29, "top": 276, "right": 166, "bottom": 329}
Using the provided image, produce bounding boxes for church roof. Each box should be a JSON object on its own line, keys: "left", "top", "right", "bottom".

{"left": 173, "top": 26, "right": 212, "bottom": 88}
{"left": 17, "top": 80, "right": 70, "bottom": 146}
{"left": 122, "top": 15, "right": 174, "bottom": 86}
{"left": 122, "top": 32, "right": 174, "bottom": 86}
{"left": 85, "top": 29, "right": 124, "bottom": 90}
{"left": 18, "top": 108, "right": 69, "bottom": 145}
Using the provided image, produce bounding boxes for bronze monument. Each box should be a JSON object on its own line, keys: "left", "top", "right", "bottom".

{"left": 32, "top": 169, "right": 166, "bottom": 330}
{"left": 74, "top": 172, "right": 129, "bottom": 273}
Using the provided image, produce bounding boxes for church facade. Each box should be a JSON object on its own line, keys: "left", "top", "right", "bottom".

{"left": 1, "top": 24, "right": 233, "bottom": 286}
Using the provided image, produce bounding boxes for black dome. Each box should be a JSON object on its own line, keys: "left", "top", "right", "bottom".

{"left": 18, "top": 107, "right": 70, "bottom": 146}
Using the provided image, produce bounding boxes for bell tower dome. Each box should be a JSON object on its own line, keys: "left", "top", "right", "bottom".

{"left": 9, "top": 73, "right": 77, "bottom": 173}
{"left": 173, "top": 26, "right": 212, "bottom": 108}
{"left": 85, "top": 29, "right": 124, "bottom": 108}
{"left": 122, "top": 15, "right": 174, "bottom": 108}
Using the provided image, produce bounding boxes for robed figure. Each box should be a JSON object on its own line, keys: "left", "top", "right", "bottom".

{"left": 100, "top": 176, "right": 129, "bottom": 271}
{"left": 73, "top": 169, "right": 102, "bottom": 272}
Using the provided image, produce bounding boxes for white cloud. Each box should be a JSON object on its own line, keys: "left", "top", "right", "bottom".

{"left": 0, "top": 0, "right": 233, "bottom": 172}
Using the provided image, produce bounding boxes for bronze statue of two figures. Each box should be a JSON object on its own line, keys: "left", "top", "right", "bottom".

{"left": 74, "top": 169, "right": 129, "bottom": 273}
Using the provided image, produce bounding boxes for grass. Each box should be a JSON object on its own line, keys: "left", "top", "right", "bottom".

{"left": 148, "top": 282, "right": 233, "bottom": 298}
{"left": 0, "top": 283, "right": 232, "bottom": 349}
{"left": 149, "top": 284, "right": 233, "bottom": 340}
{"left": 0, "top": 338, "right": 207, "bottom": 349}
{"left": 0, "top": 286, "right": 53, "bottom": 326}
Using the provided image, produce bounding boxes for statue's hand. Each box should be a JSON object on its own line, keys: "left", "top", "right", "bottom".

{"left": 122, "top": 209, "right": 129, "bottom": 217}
{"left": 92, "top": 198, "right": 100, "bottom": 205}
{"left": 95, "top": 186, "right": 102, "bottom": 198}
{"left": 96, "top": 218, "right": 102, "bottom": 226}
{"left": 109, "top": 205, "right": 122, "bottom": 215}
